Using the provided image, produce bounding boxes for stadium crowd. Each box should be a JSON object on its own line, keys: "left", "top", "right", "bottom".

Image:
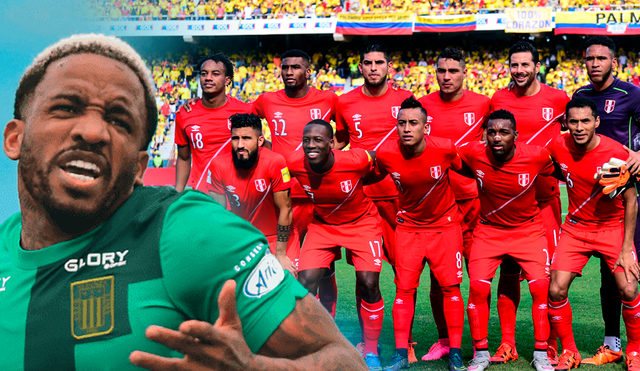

{"left": 91, "top": 0, "right": 640, "bottom": 20}
{"left": 146, "top": 44, "right": 640, "bottom": 164}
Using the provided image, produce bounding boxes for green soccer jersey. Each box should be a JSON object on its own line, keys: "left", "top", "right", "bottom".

{"left": 0, "top": 187, "right": 307, "bottom": 370}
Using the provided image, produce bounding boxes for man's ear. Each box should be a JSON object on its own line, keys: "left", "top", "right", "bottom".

{"left": 134, "top": 150, "right": 149, "bottom": 186}
{"left": 4, "top": 119, "right": 24, "bottom": 160}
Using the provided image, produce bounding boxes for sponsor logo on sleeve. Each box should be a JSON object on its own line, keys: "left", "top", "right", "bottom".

{"left": 243, "top": 252, "right": 285, "bottom": 298}
{"left": 281, "top": 167, "right": 291, "bottom": 182}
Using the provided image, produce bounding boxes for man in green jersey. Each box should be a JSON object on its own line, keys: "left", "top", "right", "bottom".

{"left": 0, "top": 33, "right": 366, "bottom": 371}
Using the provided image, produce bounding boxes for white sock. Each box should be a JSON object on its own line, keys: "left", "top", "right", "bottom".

{"left": 604, "top": 336, "right": 621, "bottom": 352}
{"left": 476, "top": 350, "right": 490, "bottom": 359}
{"left": 533, "top": 350, "right": 547, "bottom": 359}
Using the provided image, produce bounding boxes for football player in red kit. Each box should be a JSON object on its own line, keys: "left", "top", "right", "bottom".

{"left": 418, "top": 48, "right": 490, "bottom": 362}
{"left": 547, "top": 97, "right": 640, "bottom": 371}
{"left": 175, "top": 53, "right": 254, "bottom": 191}
{"left": 490, "top": 42, "right": 570, "bottom": 364}
{"left": 370, "top": 97, "right": 466, "bottom": 371}
{"left": 460, "top": 110, "right": 554, "bottom": 371}
{"left": 289, "top": 120, "right": 385, "bottom": 371}
{"left": 206, "top": 113, "right": 297, "bottom": 277}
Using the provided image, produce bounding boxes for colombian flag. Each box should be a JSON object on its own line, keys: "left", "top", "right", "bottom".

{"left": 335, "top": 13, "right": 413, "bottom": 35}
{"left": 414, "top": 15, "right": 476, "bottom": 32}
{"left": 555, "top": 11, "right": 640, "bottom": 35}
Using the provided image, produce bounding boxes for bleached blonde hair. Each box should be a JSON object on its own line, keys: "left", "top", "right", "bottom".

{"left": 14, "top": 33, "right": 157, "bottom": 148}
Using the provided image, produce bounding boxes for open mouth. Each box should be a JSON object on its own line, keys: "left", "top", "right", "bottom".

{"left": 61, "top": 159, "right": 101, "bottom": 181}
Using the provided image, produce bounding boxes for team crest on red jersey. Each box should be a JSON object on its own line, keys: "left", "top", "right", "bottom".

{"left": 518, "top": 173, "right": 530, "bottom": 187}
{"left": 464, "top": 113, "right": 475, "bottom": 126}
{"left": 255, "top": 179, "right": 267, "bottom": 192}
{"left": 340, "top": 180, "right": 353, "bottom": 193}
{"left": 542, "top": 107, "right": 554, "bottom": 121}
{"left": 430, "top": 166, "right": 442, "bottom": 179}
{"left": 310, "top": 108, "right": 322, "bottom": 120}
{"left": 391, "top": 106, "right": 400, "bottom": 119}
{"left": 605, "top": 100, "right": 616, "bottom": 113}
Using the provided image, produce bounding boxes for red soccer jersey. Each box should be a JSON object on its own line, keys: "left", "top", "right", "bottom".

{"left": 490, "top": 84, "right": 570, "bottom": 202}
{"left": 288, "top": 148, "right": 376, "bottom": 225}
{"left": 548, "top": 133, "right": 627, "bottom": 228}
{"left": 175, "top": 97, "right": 255, "bottom": 189}
{"left": 336, "top": 84, "right": 413, "bottom": 199}
{"left": 419, "top": 90, "right": 490, "bottom": 200}
{"left": 457, "top": 141, "right": 555, "bottom": 227}
{"left": 373, "top": 136, "right": 461, "bottom": 228}
{"left": 206, "top": 148, "right": 292, "bottom": 238}
{"left": 253, "top": 88, "right": 338, "bottom": 199}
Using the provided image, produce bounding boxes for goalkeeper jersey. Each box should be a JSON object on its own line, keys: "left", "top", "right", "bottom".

{"left": 0, "top": 187, "right": 307, "bottom": 371}
{"left": 548, "top": 133, "right": 628, "bottom": 228}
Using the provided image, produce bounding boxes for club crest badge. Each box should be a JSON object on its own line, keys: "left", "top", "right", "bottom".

{"left": 430, "top": 166, "right": 442, "bottom": 179}
{"left": 542, "top": 107, "right": 553, "bottom": 121}
{"left": 71, "top": 276, "right": 114, "bottom": 340}
{"left": 518, "top": 173, "right": 530, "bottom": 187}
{"left": 340, "top": 180, "right": 352, "bottom": 193}
{"left": 255, "top": 179, "right": 267, "bottom": 192}
{"left": 464, "top": 113, "right": 475, "bottom": 126}
{"left": 391, "top": 106, "right": 400, "bottom": 119}
{"left": 310, "top": 108, "right": 322, "bottom": 120}
{"left": 605, "top": 100, "right": 616, "bottom": 114}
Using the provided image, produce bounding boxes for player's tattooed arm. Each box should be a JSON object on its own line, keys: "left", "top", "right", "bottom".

{"left": 614, "top": 186, "right": 640, "bottom": 282}
{"left": 130, "top": 281, "right": 368, "bottom": 371}
{"left": 273, "top": 189, "right": 296, "bottom": 278}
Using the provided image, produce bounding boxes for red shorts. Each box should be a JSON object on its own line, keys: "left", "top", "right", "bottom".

{"left": 266, "top": 229, "right": 301, "bottom": 269}
{"left": 538, "top": 197, "right": 562, "bottom": 257}
{"left": 551, "top": 220, "right": 634, "bottom": 275}
{"left": 373, "top": 198, "right": 399, "bottom": 266}
{"left": 292, "top": 197, "right": 314, "bottom": 239}
{"left": 395, "top": 223, "right": 464, "bottom": 289}
{"left": 468, "top": 218, "right": 550, "bottom": 281}
{"left": 299, "top": 214, "right": 384, "bottom": 272}
{"left": 456, "top": 197, "right": 480, "bottom": 260}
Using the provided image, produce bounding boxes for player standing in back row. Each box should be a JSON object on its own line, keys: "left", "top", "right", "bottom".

{"left": 490, "top": 42, "right": 569, "bottom": 365}
{"left": 418, "top": 48, "right": 490, "bottom": 362}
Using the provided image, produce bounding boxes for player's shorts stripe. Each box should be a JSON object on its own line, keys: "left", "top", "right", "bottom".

{"left": 568, "top": 187, "right": 602, "bottom": 218}
{"left": 247, "top": 184, "right": 272, "bottom": 220}
{"left": 373, "top": 127, "right": 397, "bottom": 152}
{"left": 525, "top": 112, "right": 564, "bottom": 145}
{"left": 360, "top": 302, "right": 384, "bottom": 312}
{"left": 455, "top": 116, "right": 484, "bottom": 146}
{"left": 483, "top": 175, "right": 538, "bottom": 218}
{"left": 548, "top": 300, "right": 569, "bottom": 309}
{"left": 195, "top": 138, "right": 232, "bottom": 190}
{"left": 326, "top": 178, "right": 361, "bottom": 219}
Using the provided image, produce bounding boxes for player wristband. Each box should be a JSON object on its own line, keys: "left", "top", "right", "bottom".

{"left": 277, "top": 224, "right": 291, "bottom": 242}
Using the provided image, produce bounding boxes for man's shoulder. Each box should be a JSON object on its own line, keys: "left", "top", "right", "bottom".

{"left": 613, "top": 79, "right": 640, "bottom": 96}
{"left": 0, "top": 213, "right": 21, "bottom": 253}
{"left": 540, "top": 83, "right": 569, "bottom": 98}
{"left": 337, "top": 86, "right": 362, "bottom": 103}
{"left": 427, "top": 135, "right": 455, "bottom": 151}
{"left": 464, "top": 89, "right": 491, "bottom": 104}
{"left": 573, "top": 83, "right": 595, "bottom": 97}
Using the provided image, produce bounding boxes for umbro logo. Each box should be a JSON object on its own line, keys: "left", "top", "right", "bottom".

{"left": 395, "top": 299, "right": 404, "bottom": 304}
{"left": 274, "top": 111, "right": 283, "bottom": 118}
{"left": 226, "top": 185, "right": 236, "bottom": 192}
{"left": 352, "top": 114, "right": 362, "bottom": 120}
{"left": 467, "top": 303, "right": 476, "bottom": 309}
{"left": 634, "top": 313, "right": 640, "bottom": 319}
{"left": 374, "top": 258, "right": 382, "bottom": 266}
{"left": 191, "top": 125, "right": 200, "bottom": 132}
{"left": 476, "top": 170, "right": 485, "bottom": 178}
{"left": 0, "top": 276, "right": 10, "bottom": 292}
{"left": 303, "top": 185, "right": 312, "bottom": 192}
{"left": 451, "top": 296, "right": 460, "bottom": 302}
{"left": 369, "top": 315, "right": 379, "bottom": 320}
{"left": 457, "top": 271, "right": 463, "bottom": 278}
{"left": 391, "top": 172, "right": 401, "bottom": 179}
{"left": 551, "top": 316, "right": 562, "bottom": 321}
{"left": 538, "top": 304, "right": 548, "bottom": 310}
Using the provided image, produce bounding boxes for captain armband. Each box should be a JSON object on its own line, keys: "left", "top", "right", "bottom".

{"left": 277, "top": 224, "right": 291, "bottom": 242}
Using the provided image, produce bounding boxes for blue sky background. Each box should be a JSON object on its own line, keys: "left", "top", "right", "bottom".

{"left": 0, "top": 0, "right": 91, "bottom": 222}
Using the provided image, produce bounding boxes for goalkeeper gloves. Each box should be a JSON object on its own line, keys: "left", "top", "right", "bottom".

{"left": 594, "top": 157, "right": 632, "bottom": 198}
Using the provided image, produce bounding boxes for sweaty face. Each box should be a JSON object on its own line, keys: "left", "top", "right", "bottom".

{"left": 16, "top": 53, "right": 148, "bottom": 231}
{"left": 436, "top": 58, "right": 466, "bottom": 95}
{"left": 359, "top": 51, "right": 390, "bottom": 89}
{"left": 231, "top": 127, "right": 262, "bottom": 170}
{"left": 509, "top": 52, "right": 540, "bottom": 90}
{"left": 486, "top": 118, "right": 517, "bottom": 160}
{"left": 397, "top": 108, "right": 428, "bottom": 148}
{"left": 199, "top": 60, "right": 230, "bottom": 96}
{"left": 302, "top": 124, "right": 333, "bottom": 168}
{"left": 281, "top": 57, "right": 310, "bottom": 90}
{"left": 566, "top": 106, "right": 600, "bottom": 148}
{"left": 585, "top": 44, "right": 617, "bottom": 85}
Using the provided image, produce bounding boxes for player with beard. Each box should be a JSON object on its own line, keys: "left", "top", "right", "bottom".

{"left": 547, "top": 97, "right": 640, "bottom": 371}
{"left": 253, "top": 49, "right": 340, "bottom": 317}
{"left": 289, "top": 120, "right": 385, "bottom": 371}
{"left": 334, "top": 42, "right": 414, "bottom": 360}
{"left": 205, "top": 113, "right": 297, "bottom": 277}
{"left": 489, "top": 42, "right": 569, "bottom": 365}
{"left": 370, "top": 97, "right": 466, "bottom": 371}
{"left": 460, "top": 110, "right": 555, "bottom": 371}
{"left": 175, "top": 53, "right": 254, "bottom": 192}
{"left": 572, "top": 35, "right": 640, "bottom": 366}
{"left": 0, "top": 34, "right": 366, "bottom": 371}
{"left": 417, "top": 48, "right": 490, "bottom": 362}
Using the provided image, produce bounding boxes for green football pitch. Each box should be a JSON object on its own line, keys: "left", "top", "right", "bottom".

{"left": 332, "top": 184, "right": 632, "bottom": 370}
